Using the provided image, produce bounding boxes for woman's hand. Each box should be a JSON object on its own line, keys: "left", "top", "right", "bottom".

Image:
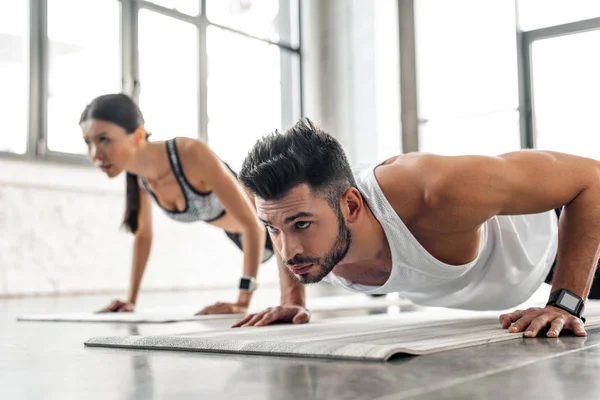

{"left": 195, "top": 302, "right": 248, "bottom": 315}
{"left": 96, "top": 299, "right": 135, "bottom": 313}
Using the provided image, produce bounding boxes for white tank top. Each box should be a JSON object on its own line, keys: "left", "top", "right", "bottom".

{"left": 322, "top": 162, "right": 559, "bottom": 310}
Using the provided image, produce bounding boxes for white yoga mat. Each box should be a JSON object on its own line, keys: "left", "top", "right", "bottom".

{"left": 17, "top": 294, "right": 410, "bottom": 323}
{"left": 17, "top": 311, "right": 242, "bottom": 323}
{"left": 85, "top": 302, "right": 600, "bottom": 361}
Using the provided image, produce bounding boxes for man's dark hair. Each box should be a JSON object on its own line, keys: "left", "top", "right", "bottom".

{"left": 239, "top": 118, "right": 356, "bottom": 208}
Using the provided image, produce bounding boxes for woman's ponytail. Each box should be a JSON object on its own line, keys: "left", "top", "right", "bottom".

{"left": 123, "top": 173, "right": 141, "bottom": 233}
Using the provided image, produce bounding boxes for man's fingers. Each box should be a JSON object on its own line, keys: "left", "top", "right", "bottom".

{"left": 500, "top": 310, "right": 524, "bottom": 329}
{"left": 292, "top": 310, "right": 310, "bottom": 324}
{"left": 231, "top": 314, "right": 254, "bottom": 328}
{"left": 499, "top": 315, "right": 511, "bottom": 329}
{"left": 232, "top": 309, "right": 274, "bottom": 327}
{"left": 242, "top": 312, "right": 269, "bottom": 327}
{"left": 524, "top": 314, "right": 552, "bottom": 337}
{"left": 499, "top": 313, "right": 517, "bottom": 329}
{"left": 254, "top": 311, "right": 279, "bottom": 326}
{"left": 567, "top": 317, "right": 587, "bottom": 337}
{"left": 509, "top": 311, "right": 539, "bottom": 333}
{"left": 546, "top": 317, "right": 566, "bottom": 338}
{"left": 233, "top": 306, "right": 308, "bottom": 327}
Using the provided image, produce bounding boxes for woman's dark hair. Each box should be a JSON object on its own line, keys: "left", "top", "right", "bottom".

{"left": 80, "top": 93, "right": 146, "bottom": 234}
{"left": 239, "top": 118, "right": 356, "bottom": 209}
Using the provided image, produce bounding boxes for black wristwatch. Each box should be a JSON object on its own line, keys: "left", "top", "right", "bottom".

{"left": 239, "top": 276, "right": 257, "bottom": 292}
{"left": 546, "top": 289, "right": 586, "bottom": 323}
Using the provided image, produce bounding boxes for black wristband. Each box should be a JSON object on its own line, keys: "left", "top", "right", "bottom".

{"left": 546, "top": 289, "right": 586, "bottom": 323}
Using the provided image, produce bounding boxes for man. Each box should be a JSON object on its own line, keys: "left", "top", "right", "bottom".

{"left": 233, "top": 118, "right": 600, "bottom": 338}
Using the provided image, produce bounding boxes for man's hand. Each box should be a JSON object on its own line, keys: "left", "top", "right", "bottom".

{"left": 195, "top": 302, "right": 248, "bottom": 315}
{"left": 499, "top": 306, "right": 587, "bottom": 338}
{"left": 96, "top": 299, "right": 135, "bottom": 313}
{"left": 231, "top": 305, "right": 310, "bottom": 327}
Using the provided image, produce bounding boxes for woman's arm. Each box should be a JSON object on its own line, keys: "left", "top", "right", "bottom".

{"left": 97, "top": 185, "right": 153, "bottom": 312}
{"left": 235, "top": 190, "right": 267, "bottom": 307}
{"left": 182, "top": 139, "right": 265, "bottom": 312}
{"left": 127, "top": 186, "right": 153, "bottom": 306}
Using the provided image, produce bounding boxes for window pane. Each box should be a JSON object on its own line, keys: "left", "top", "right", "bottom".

{"left": 518, "top": 0, "right": 600, "bottom": 31}
{"left": 531, "top": 31, "right": 600, "bottom": 160}
{"left": 419, "top": 112, "right": 521, "bottom": 156}
{"left": 145, "top": 0, "right": 200, "bottom": 16}
{"left": 207, "top": 0, "right": 299, "bottom": 47}
{"left": 0, "top": 2, "right": 28, "bottom": 154}
{"left": 138, "top": 10, "right": 199, "bottom": 141}
{"left": 415, "top": 0, "right": 519, "bottom": 119}
{"left": 207, "top": 26, "right": 297, "bottom": 171}
{"left": 47, "top": 0, "right": 121, "bottom": 154}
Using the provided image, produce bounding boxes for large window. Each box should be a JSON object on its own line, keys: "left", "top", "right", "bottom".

{"left": 47, "top": 0, "right": 121, "bottom": 155}
{"left": 4, "top": 0, "right": 301, "bottom": 165}
{"left": 518, "top": 0, "right": 600, "bottom": 31}
{"left": 206, "top": 26, "right": 299, "bottom": 170}
{"left": 414, "top": 0, "right": 521, "bottom": 156}
{"left": 146, "top": 0, "right": 200, "bottom": 16}
{"left": 531, "top": 31, "right": 600, "bottom": 159}
{"left": 0, "top": 2, "right": 28, "bottom": 154}
{"left": 206, "top": 0, "right": 299, "bottom": 47}
{"left": 521, "top": 17, "right": 600, "bottom": 160}
{"left": 138, "top": 9, "right": 199, "bottom": 141}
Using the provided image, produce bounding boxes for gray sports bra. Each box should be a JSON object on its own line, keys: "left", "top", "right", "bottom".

{"left": 139, "top": 138, "right": 233, "bottom": 223}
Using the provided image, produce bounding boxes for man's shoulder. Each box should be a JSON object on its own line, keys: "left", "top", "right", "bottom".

{"left": 367, "top": 154, "right": 440, "bottom": 223}
{"left": 374, "top": 153, "right": 441, "bottom": 187}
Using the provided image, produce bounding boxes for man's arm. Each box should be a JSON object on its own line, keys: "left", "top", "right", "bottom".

{"left": 416, "top": 150, "right": 600, "bottom": 336}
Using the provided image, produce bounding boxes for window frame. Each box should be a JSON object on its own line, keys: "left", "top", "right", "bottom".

{"left": 399, "top": 0, "right": 600, "bottom": 154}
{"left": 517, "top": 16, "right": 600, "bottom": 149}
{"left": 0, "top": 0, "right": 302, "bottom": 166}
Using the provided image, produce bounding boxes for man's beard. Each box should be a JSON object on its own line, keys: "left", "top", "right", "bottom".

{"left": 284, "top": 207, "right": 352, "bottom": 284}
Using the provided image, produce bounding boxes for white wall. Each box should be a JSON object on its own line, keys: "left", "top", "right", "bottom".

{"left": 0, "top": 158, "right": 279, "bottom": 297}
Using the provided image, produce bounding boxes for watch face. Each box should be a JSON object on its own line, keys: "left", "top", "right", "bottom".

{"left": 559, "top": 291, "right": 580, "bottom": 311}
{"left": 239, "top": 278, "right": 251, "bottom": 290}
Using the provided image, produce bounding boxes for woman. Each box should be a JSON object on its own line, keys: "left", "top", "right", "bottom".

{"left": 80, "top": 93, "right": 274, "bottom": 315}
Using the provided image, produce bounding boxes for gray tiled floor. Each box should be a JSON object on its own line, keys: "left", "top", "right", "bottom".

{"left": 2, "top": 290, "right": 600, "bottom": 400}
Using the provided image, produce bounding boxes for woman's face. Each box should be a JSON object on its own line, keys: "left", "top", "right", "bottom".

{"left": 81, "top": 119, "right": 139, "bottom": 178}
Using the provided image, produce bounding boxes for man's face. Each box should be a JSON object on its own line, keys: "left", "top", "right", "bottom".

{"left": 256, "top": 184, "right": 352, "bottom": 284}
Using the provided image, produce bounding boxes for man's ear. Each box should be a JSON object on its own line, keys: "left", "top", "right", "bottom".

{"left": 342, "top": 187, "right": 363, "bottom": 224}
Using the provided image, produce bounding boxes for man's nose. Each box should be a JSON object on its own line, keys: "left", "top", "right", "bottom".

{"left": 279, "top": 233, "right": 303, "bottom": 262}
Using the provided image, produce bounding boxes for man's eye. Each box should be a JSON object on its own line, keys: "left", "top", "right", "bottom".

{"left": 265, "top": 225, "right": 277, "bottom": 233}
{"left": 99, "top": 137, "right": 110, "bottom": 143}
{"left": 295, "top": 221, "right": 311, "bottom": 230}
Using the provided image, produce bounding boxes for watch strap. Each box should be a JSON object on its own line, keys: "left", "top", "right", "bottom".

{"left": 546, "top": 289, "right": 586, "bottom": 323}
